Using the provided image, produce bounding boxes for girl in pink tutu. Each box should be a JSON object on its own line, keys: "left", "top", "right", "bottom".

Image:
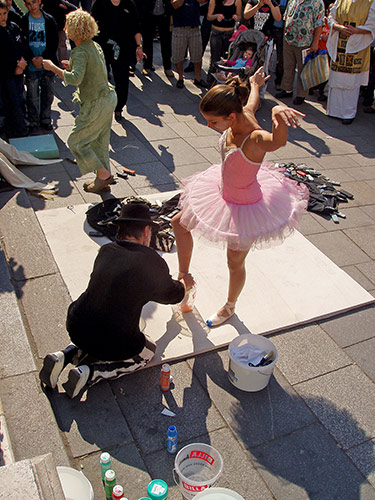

{"left": 172, "top": 69, "right": 309, "bottom": 327}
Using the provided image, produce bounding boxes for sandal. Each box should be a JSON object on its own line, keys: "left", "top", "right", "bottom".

{"left": 206, "top": 301, "right": 236, "bottom": 328}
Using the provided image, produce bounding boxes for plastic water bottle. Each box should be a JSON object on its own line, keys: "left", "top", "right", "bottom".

{"left": 100, "top": 452, "right": 112, "bottom": 486}
{"left": 166, "top": 425, "right": 178, "bottom": 454}
{"left": 160, "top": 364, "right": 171, "bottom": 392}
{"left": 104, "top": 469, "right": 116, "bottom": 500}
{"left": 147, "top": 479, "right": 168, "bottom": 499}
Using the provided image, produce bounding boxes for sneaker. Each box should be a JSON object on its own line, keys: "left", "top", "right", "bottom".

{"left": 129, "top": 67, "right": 135, "bottom": 77}
{"left": 164, "top": 69, "right": 174, "bottom": 77}
{"left": 39, "top": 351, "right": 65, "bottom": 389}
{"left": 63, "top": 365, "right": 91, "bottom": 399}
{"left": 184, "top": 62, "right": 194, "bottom": 73}
{"left": 275, "top": 90, "right": 293, "bottom": 99}
{"left": 194, "top": 79, "right": 208, "bottom": 89}
{"left": 293, "top": 96, "right": 305, "bottom": 105}
{"left": 176, "top": 78, "right": 184, "bottom": 89}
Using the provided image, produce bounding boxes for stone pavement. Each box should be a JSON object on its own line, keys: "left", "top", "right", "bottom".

{"left": 1, "top": 46, "right": 375, "bottom": 500}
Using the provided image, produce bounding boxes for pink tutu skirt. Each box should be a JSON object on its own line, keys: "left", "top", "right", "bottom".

{"left": 179, "top": 163, "right": 309, "bottom": 251}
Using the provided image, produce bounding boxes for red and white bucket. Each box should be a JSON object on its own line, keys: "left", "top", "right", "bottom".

{"left": 173, "top": 443, "right": 223, "bottom": 500}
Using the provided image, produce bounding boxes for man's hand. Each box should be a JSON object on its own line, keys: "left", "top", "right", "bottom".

{"left": 42, "top": 59, "right": 54, "bottom": 71}
{"left": 61, "top": 59, "right": 70, "bottom": 70}
{"left": 272, "top": 105, "right": 305, "bottom": 129}
{"left": 17, "top": 57, "right": 27, "bottom": 70}
{"left": 249, "top": 66, "right": 271, "bottom": 87}
{"left": 307, "top": 40, "right": 319, "bottom": 54}
{"left": 334, "top": 23, "right": 351, "bottom": 37}
{"left": 32, "top": 56, "right": 43, "bottom": 69}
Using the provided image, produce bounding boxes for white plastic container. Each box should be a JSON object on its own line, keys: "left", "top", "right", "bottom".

{"left": 57, "top": 466, "right": 94, "bottom": 500}
{"left": 194, "top": 487, "right": 245, "bottom": 500}
{"left": 228, "top": 334, "right": 278, "bottom": 392}
{"left": 173, "top": 443, "right": 223, "bottom": 500}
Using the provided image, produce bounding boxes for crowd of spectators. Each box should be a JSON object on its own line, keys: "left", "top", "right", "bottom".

{"left": 0, "top": 0, "right": 374, "bottom": 140}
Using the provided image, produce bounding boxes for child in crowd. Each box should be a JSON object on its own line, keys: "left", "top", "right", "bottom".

{"left": 0, "top": 0, "right": 28, "bottom": 138}
{"left": 21, "top": 0, "right": 58, "bottom": 132}
{"left": 215, "top": 44, "right": 256, "bottom": 82}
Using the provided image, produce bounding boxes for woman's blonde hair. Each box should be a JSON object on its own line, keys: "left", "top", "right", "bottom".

{"left": 65, "top": 8, "right": 98, "bottom": 41}
{"left": 200, "top": 78, "right": 250, "bottom": 117}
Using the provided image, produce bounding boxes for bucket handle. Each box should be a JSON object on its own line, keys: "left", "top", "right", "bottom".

{"left": 173, "top": 468, "right": 180, "bottom": 486}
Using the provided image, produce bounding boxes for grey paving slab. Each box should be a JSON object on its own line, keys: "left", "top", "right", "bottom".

{"left": 346, "top": 438, "right": 375, "bottom": 489}
{"left": 168, "top": 122, "right": 198, "bottom": 138}
{"left": 187, "top": 350, "right": 316, "bottom": 449}
{"left": 310, "top": 207, "right": 374, "bottom": 232}
{"left": 136, "top": 183, "right": 181, "bottom": 195}
{"left": 319, "top": 305, "right": 375, "bottom": 346}
{"left": 144, "top": 427, "right": 274, "bottom": 500}
{"left": 0, "top": 190, "right": 57, "bottom": 280}
{"left": 348, "top": 154, "right": 375, "bottom": 166}
{"left": 339, "top": 180, "right": 375, "bottom": 207}
{"left": 314, "top": 154, "right": 360, "bottom": 170}
{"left": 124, "top": 118, "right": 179, "bottom": 142}
{"left": 110, "top": 161, "right": 178, "bottom": 189}
{"left": 361, "top": 205, "right": 375, "bottom": 221}
{"left": 77, "top": 442, "right": 151, "bottom": 500}
{"left": 317, "top": 167, "right": 356, "bottom": 182}
{"left": 19, "top": 274, "right": 72, "bottom": 358}
{"left": 110, "top": 361, "right": 226, "bottom": 455}
{"left": 46, "top": 382, "right": 133, "bottom": 458}
{"left": 249, "top": 424, "right": 375, "bottom": 500}
{"left": 173, "top": 162, "right": 210, "bottom": 181}
{"left": 344, "top": 225, "right": 375, "bottom": 260}
{"left": 341, "top": 265, "right": 375, "bottom": 290}
{"left": 0, "top": 373, "right": 69, "bottom": 466}
{"left": 274, "top": 139, "right": 328, "bottom": 160}
{"left": 344, "top": 165, "right": 375, "bottom": 180}
{"left": 271, "top": 324, "right": 351, "bottom": 385}
{"left": 306, "top": 231, "right": 370, "bottom": 267}
{"left": 178, "top": 118, "right": 220, "bottom": 137}
{"left": 149, "top": 138, "right": 208, "bottom": 169}
{"left": 0, "top": 251, "right": 35, "bottom": 377}
{"left": 109, "top": 139, "right": 159, "bottom": 166}
{"left": 344, "top": 338, "right": 375, "bottom": 382}
{"left": 28, "top": 192, "right": 84, "bottom": 212}
{"left": 356, "top": 261, "right": 375, "bottom": 286}
{"left": 298, "top": 213, "right": 326, "bottom": 235}
{"left": 184, "top": 135, "right": 221, "bottom": 149}
{"left": 197, "top": 147, "right": 222, "bottom": 164}
{"left": 295, "top": 365, "right": 375, "bottom": 450}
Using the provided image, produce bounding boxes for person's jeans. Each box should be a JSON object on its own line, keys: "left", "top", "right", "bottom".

{"left": 208, "top": 29, "right": 234, "bottom": 84}
{"left": 0, "top": 75, "right": 28, "bottom": 138}
{"left": 362, "top": 44, "right": 375, "bottom": 106}
{"left": 26, "top": 70, "right": 55, "bottom": 127}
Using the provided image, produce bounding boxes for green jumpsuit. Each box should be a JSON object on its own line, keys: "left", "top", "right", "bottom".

{"left": 63, "top": 40, "right": 117, "bottom": 175}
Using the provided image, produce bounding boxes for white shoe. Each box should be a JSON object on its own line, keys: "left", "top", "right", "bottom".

{"left": 206, "top": 301, "right": 236, "bottom": 328}
{"left": 63, "top": 365, "right": 91, "bottom": 399}
{"left": 39, "top": 351, "right": 65, "bottom": 389}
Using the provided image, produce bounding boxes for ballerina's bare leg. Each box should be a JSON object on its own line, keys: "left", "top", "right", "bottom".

{"left": 171, "top": 211, "right": 194, "bottom": 279}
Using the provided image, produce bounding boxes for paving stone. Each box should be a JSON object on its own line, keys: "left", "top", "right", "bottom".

{"left": 298, "top": 213, "right": 326, "bottom": 235}
{"left": 19, "top": 274, "right": 72, "bottom": 358}
{"left": 187, "top": 350, "right": 316, "bottom": 449}
{"left": 128, "top": 119, "right": 180, "bottom": 142}
{"left": 344, "top": 337, "right": 375, "bottom": 382}
{"left": 314, "top": 154, "right": 360, "bottom": 170}
{"left": 0, "top": 190, "right": 57, "bottom": 280}
{"left": 341, "top": 265, "right": 375, "bottom": 290}
{"left": 250, "top": 424, "right": 375, "bottom": 500}
{"left": 47, "top": 382, "right": 133, "bottom": 457}
{"left": 179, "top": 119, "right": 219, "bottom": 137}
{"left": 28, "top": 192, "right": 84, "bottom": 212}
{"left": 136, "top": 183, "right": 180, "bottom": 195}
{"left": 346, "top": 438, "right": 375, "bottom": 489}
{"left": 361, "top": 205, "right": 375, "bottom": 221}
{"left": 348, "top": 154, "right": 375, "bottom": 166}
{"left": 339, "top": 180, "right": 375, "bottom": 207}
{"left": 295, "top": 365, "right": 375, "bottom": 450}
{"left": 149, "top": 138, "right": 208, "bottom": 169}
{"left": 344, "top": 225, "right": 375, "bottom": 260}
{"left": 77, "top": 442, "right": 150, "bottom": 500}
{"left": 271, "top": 324, "right": 351, "bottom": 385}
{"left": 184, "top": 136, "right": 221, "bottom": 149}
{"left": 197, "top": 147, "right": 222, "bottom": 163}
{"left": 0, "top": 251, "right": 35, "bottom": 378}
{"left": 173, "top": 162, "right": 210, "bottom": 181}
{"left": 306, "top": 231, "right": 369, "bottom": 266}
{"left": 356, "top": 261, "right": 375, "bottom": 286}
{"left": 344, "top": 165, "right": 375, "bottom": 180}
{"left": 310, "top": 207, "right": 374, "bottom": 232}
{"left": 0, "top": 373, "right": 69, "bottom": 466}
{"left": 319, "top": 305, "right": 375, "bottom": 346}
{"left": 110, "top": 161, "right": 178, "bottom": 189}
{"left": 109, "top": 139, "right": 159, "bottom": 166}
{"left": 110, "top": 361, "right": 226, "bottom": 455}
{"left": 144, "top": 427, "right": 274, "bottom": 500}
{"left": 168, "top": 122, "right": 198, "bottom": 138}
{"left": 274, "top": 140, "right": 328, "bottom": 160}
{"left": 317, "top": 167, "right": 355, "bottom": 182}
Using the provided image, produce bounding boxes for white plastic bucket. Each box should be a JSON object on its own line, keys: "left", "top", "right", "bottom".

{"left": 57, "top": 466, "right": 94, "bottom": 500}
{"left": 173, "top": 443, "right": 223, "bottom": 500}
{"left": 228, "top": 334, "right": 278, "bottom": 392}
{"left": 194, "top": 487, "right": 245, "bottom": 500}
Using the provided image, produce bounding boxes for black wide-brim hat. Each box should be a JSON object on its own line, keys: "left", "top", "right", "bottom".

{"left": 114, "top": 201, "right": 158, "bottom": 228}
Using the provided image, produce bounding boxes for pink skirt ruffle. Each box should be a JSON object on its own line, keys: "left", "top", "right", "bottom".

{"left": 179, "top": 163, "right": 309, "bottom": 251}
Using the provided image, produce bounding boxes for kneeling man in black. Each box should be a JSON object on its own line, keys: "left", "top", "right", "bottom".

{"left": 40, "top": 201, "right": 192, "bottom": 398}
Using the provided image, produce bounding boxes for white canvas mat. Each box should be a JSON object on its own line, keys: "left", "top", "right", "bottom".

{"left": 36, "top": 191, "right": 374, "bottom": 365}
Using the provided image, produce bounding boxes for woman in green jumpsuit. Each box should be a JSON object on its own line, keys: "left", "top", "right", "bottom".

{"left": 43, "top": 9, "right": 117, "bottom": 194}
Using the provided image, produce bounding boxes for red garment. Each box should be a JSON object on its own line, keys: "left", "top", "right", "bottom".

{"left": 318, "top": 18, "right": 329, "bottom": 50}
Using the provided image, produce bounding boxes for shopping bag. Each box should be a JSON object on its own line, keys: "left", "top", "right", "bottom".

{"left": 300, "top": 50, "right": 330, "bottom": 90}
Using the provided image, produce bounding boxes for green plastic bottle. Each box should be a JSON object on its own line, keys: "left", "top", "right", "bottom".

{"left": 104, "top": 469, "right": 116, "bottom": 500}
{"left": 147, "top": 479, "right": 168, "bottom": 500}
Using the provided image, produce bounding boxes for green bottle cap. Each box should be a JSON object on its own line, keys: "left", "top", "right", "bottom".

{"left": 147, "top": 479, "right": 168, "bottom": 500}
{"left": 138, "top": 498, "right": 151, "bottom": 500}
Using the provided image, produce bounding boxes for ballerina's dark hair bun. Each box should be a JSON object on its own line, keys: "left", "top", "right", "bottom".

{"left": 199, "top": 79, "right": 250, "bottom": 117}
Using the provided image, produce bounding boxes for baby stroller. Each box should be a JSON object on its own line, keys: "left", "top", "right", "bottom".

{"left": 211, "top": 28, "right": 267, "bottom": 84}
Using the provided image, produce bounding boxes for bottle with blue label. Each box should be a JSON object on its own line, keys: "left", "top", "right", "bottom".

{"left": 166, "top": 425, "right": 177, "bottom": 454}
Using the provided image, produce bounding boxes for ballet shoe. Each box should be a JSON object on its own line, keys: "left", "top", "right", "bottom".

{"left": 206, "top": 301, "right": 236, "bottom": 328}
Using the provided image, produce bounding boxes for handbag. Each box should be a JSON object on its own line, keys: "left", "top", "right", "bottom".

{"left": 300, "top": 50, "right": 330, "bottom": 90}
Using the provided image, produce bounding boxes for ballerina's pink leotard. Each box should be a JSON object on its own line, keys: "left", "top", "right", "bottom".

{"left": 179, "top": 130, "right": 309, "bottom": 251}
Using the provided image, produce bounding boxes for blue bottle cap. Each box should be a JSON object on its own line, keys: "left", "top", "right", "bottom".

{"left": 147, "top": 479, "right": 168, "bottom": 499}
{"left": 167, "top": 425, "right": 177, "bottom": 436}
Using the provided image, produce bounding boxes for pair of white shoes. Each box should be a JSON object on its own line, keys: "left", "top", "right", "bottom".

{"left": 206, "top": 301, "right": 236, "bottom": 328}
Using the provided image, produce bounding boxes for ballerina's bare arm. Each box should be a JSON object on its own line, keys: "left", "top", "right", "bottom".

{"left": 248, "top": 105, "right": 305, "bottom": 154}
{"left": 244, "top": 66, "right": 271, "bottom": 114}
